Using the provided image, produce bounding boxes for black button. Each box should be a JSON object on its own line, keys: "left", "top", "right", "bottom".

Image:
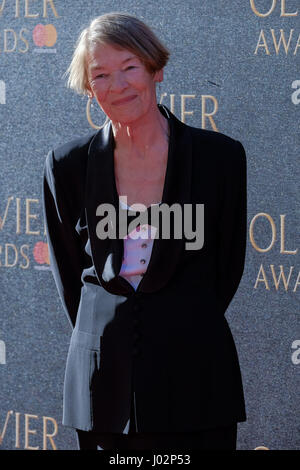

{"left": 133, "top": 346, "right": 140, "bottom": 356}
{"left": 133, "top": 318, "right": 140, "bottom": 326}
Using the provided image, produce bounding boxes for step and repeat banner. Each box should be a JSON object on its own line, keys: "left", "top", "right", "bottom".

{"left": 0, "top": 0, "right": 299, "bottom": 450}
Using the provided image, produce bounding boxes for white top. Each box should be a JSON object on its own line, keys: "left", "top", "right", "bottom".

{"left": 118, "top": 198, "right": 160, "bottom": 290}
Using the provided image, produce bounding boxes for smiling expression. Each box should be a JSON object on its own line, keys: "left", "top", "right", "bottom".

{"left": 87, "top": 43, "right": 163, "bottom": 125}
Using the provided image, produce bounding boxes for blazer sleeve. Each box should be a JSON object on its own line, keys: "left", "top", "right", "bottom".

{"left": 216, "top": 139, "right": 247, "bottom": 314}
{"left": 42, "top": 150, "right": 84, "bottom": 329}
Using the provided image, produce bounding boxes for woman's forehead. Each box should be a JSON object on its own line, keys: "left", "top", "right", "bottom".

{"left": 88, "top": 43, "right": 138, "bottom": 66}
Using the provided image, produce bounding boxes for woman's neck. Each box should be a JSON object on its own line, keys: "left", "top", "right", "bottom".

{"left": 111, "top": 107, "right": 169, "bottom": 158}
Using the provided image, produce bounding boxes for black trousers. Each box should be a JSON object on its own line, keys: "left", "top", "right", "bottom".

{"left": 76, "top": 395, "right": 237, "bottom": 450}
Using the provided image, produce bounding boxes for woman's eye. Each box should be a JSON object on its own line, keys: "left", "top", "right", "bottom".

{"left": 125, "top": 66, "right": 136, "bottom": 71}
{"left": 95, "top": 74, "right": 107, "bottom": 79}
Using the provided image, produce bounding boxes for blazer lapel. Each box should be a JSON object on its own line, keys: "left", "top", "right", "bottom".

{"left": 85, "top": 122, "right": 125, "bottom": 290}
{"left": 136, "top": 105, "right": 193, "bottom": 292}
{"left": 85, "top": 105, "right": 193, "bottom": 295}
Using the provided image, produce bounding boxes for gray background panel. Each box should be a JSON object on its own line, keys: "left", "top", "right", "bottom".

{"left": 0, "top": 0, "right": 299, "bottom": 450}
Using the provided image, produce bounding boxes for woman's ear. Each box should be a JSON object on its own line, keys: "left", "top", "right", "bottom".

{"left": 86, "top": 82, "right": 94, "bottom": 99}
{"left": 154, "top": 68, "right": 164, "bottom": 83}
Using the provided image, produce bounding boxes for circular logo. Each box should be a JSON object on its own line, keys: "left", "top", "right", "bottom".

{"left": 33, "top": 242, "right": 50, "bottom": 265}
{"left": 33, "top": 24, "right": 57, "bottom": 47}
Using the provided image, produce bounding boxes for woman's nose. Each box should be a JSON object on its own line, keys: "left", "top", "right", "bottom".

{"left": 110, "top": 71, "right": 128, "bottom": 92}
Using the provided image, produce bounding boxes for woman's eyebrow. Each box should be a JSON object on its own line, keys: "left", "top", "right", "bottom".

{"left": 90, "top": 56, "right": 137, "bottom": 71}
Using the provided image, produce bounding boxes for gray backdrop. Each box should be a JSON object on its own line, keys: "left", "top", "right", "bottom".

{"left": 0, "top": 0, "right": 299, "bottom": 450}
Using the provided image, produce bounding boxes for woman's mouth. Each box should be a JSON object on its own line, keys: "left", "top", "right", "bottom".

{"left": 111, "top": 95, "right": 137, "bottom": 106}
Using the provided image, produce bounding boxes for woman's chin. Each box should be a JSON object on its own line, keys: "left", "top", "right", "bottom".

{"left": 110, "top": 113, "right": 144, "bottom": 127}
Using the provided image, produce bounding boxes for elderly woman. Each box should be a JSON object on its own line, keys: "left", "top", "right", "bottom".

{"left": 42, "top": 12, "right": 247, "bottom": 450}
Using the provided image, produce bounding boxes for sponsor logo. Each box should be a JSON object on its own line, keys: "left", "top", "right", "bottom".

{"left": 33, "top": 241, "right": 50, "bottom": 270}
{"left": 0, "top": 0, "right": 59, "bottom": 54}
{"left": 32, "top": 23, "right": 57, "bottom": 53}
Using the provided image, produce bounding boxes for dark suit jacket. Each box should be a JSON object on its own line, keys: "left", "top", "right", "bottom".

{"left": 42, "top": 104, "right": 247, "bottom": 433}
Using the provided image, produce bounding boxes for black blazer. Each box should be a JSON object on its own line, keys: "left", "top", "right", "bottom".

{"left": 42, "top": 104, "right": 247, "bottom": 433}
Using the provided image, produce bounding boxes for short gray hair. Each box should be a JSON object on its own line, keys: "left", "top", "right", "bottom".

{"left": 65, "top": 12, "right": 170, "bottom": 95}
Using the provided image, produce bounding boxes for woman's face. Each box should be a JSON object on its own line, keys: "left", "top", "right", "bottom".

{"left": 87, "top": 42, "right": 163, "bottom": 125}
